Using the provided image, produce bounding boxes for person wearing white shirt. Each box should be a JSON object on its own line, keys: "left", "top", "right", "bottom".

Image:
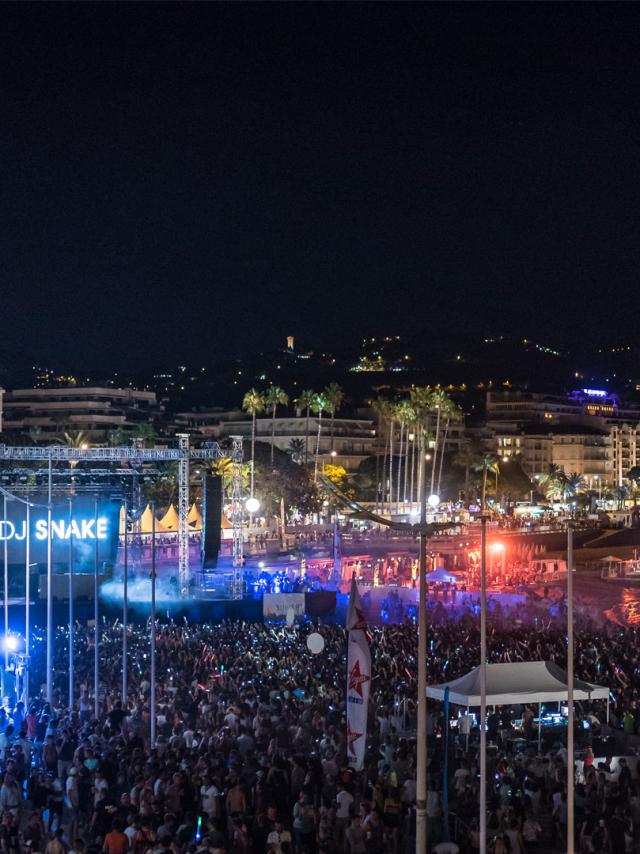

{"left": 266, "top": 822, "right": 292, "bottom": 854}
{"left": 200, "top": 778, "right": 219, "bottom": 819}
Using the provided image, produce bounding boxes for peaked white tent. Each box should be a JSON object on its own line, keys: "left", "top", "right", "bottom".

{"left": 427, "top": 661, "right": 609, "bottom": 707}
{"left": 159, "top": 504, "right": 179, "bottom": 531}
{"left": 138, "top": 504, "right": 168, "bottom": 534}
{"left": 188, "top": 503, "right": 202, "bottom": 529}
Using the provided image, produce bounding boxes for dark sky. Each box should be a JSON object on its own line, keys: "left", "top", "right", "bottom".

{"left": 2, "top": 3, "right": 640, "bottom": 371}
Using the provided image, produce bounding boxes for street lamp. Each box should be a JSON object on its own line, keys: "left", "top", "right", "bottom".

{"left": 245, "top": 496, "right": 260, "bottom": 514}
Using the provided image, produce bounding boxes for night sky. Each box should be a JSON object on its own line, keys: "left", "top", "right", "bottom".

{"left": 2, "top": 3, "right": 640, "bottom": 371}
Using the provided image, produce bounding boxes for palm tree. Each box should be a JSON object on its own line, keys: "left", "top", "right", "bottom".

{"left": 294, "top": 389, "right": 315, "bottom": 467}
{"left": 265, "top": 386, "right": 289, "bottom": 467}
{"left": 562, "top": 472, "right": 585, "bottom": 501}
{"left": 436, "top": 398, "right": 462, "bottom": 498}
{"left": 132, "top": 422, "right": 156, "bottom": 447}
{"left": 324, "top": 382, "right": 345, "bottom": 452}
{"left": 409, "top": 386, "right": 434, "bottom": 505}
{"left": 26, "top": 426, "right": 43, "bottom": 445}
{"left": 453, "top": 440, "right": 483, "bottom": 501}
{"left": 311, "top": 392, "right": 329, "bottom": 483}
{"left": 395, "top": 400, "right": 414, "bottom": 507}
{"left": 428, "top": 388, "right": 454, "bottom": 497}
{"left": 56, "top": 430, "right": 90, "bottom": 471}
{"left": 372, "top": 397, "right": 392, "bottom": 512}
{"left": 108, "top": 426, "right": 131, "bottom": 447}
{"left": 539, "top": 464, "right": 564, "bottom": 501}
{"left": 242, "top": 388, "right": 265, "bottom": 498}
{"left": 473, "top": 452, "right": 500, "bottom": 512}
{"left": 287, "top": 438, "right": 306, "bottom": 464}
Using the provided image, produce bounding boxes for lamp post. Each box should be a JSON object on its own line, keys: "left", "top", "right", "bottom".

{"left": 24, "top": 504, "right": 30, "bottom": 705}
{"left": 415, "top": 449, "right": 428, "bottom": 854}
{"left": 46, "top": 458, "right": 53, "bottom": 704}
{"left": 94, "top": 498, "right": 99, "bottom": 720}
{"left": 150, "top": 503, "right": 156, "bottom": 747}
{"left": 68, "top": 498, "right": 74, "bottom": 710}
{"left": 3, "top": 496, "right": 8, "bottom": 674}
{"left": 567, "top": 524, "right": 575, "bottom": 854}
{"left": 122, "top": 499, "right": 128, "bottom": 704}
{"left": 480, "top": 515, "right": 488, "bottom": 854}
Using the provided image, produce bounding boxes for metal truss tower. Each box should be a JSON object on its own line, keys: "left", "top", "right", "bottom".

{"left": 230, "top": 436, "right": 244, "bottom": 599}
{"left": 176, "top": 434, "right": 190, "bottom": 597}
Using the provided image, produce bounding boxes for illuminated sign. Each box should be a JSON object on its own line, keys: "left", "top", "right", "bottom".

{"left": 1, "top": 497, "right": 120, "bottom": 569}
{"left": 0, "top": 517, "right": 109, "bottom": 542}
{"left": 582, "top": 388, "right": 607, "bottom": 398}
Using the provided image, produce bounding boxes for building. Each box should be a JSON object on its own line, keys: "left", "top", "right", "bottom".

{"left": 487, "top": 389, "right": 640, "bottom": 486}
{"left": 1, "top": 386, "right": 163, "bottom": 440}
{"left": 177, "top": 410, "right": 377, "bottom": 473}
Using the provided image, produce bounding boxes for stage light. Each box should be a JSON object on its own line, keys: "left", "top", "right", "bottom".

{"left": 490, "top": 542, "right": 505, "bottom": 553}
{"left": 427, "top": 494, "right": 440, "bottom": 508}
{"left": 3, "top": 636, "right": 18, "bottom": 653}
{"left": 245, "top": 497, "right": 260, "bottom": 513}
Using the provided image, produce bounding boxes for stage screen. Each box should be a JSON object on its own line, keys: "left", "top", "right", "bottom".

{"left": 0, "top": 496, "right": 121, "bottom": 571}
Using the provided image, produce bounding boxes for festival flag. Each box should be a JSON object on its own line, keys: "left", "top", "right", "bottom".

{"left": 346, "top": 577, "right": 371, "bottom": 771}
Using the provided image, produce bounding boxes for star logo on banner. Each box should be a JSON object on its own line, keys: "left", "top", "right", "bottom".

{"left": 347, "top": 721, "right": 363, "bottom": 755}
{"left": 348, "top": 659, "right": 371, "bottom": 697}
{"left": 350, "top": 607, "right": 367, "bottom": 631}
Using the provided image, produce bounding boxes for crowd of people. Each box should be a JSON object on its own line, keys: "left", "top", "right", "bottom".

{"left": 0, "top": 605, "right": 634, "bottom": 853}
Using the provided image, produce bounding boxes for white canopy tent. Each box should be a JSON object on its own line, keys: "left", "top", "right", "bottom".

{"left": 428, "top": 661, "right": 610, "bottom": 751}
{"left": 427, "top": 661, "right": 609, "bottom": 707}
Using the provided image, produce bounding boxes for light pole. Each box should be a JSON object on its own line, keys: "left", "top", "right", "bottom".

{"left": 68, "top": 499, "right": 74, "bottom": 710}
{"left": 3, "top": 496, "right": 8, "bottom": 674}
{"left": 24, "top": 505, "right": 30, "bottom": 705}
{"left": 46, "top": 457, "right": 53, "bottom": 704}
{"left": 122, "top": 499, "right": 128, "bottom": 704}
{"left": 94, "top": 498, "right": 99, "bottom": 719}
{"left": 567, "top": 524, "right": 575, "bottom": 854}
{"left": 415, "top": 449, "right": 428, "bottom": 854}
{"left": 480, "top": 515, "right": 488, "bottom": 854}
{"left": 150, "top": 503, "right": 156, "bottom": 748}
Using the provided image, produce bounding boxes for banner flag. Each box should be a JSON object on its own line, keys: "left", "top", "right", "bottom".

{"left": 346, "top": 578, "right": 371, "bottom": 771}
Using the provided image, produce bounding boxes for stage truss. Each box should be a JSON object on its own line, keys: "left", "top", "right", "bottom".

{"left": 0, "top": 436, "right": 244, "bottom": 599}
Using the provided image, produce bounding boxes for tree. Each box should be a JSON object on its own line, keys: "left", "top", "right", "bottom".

{"left": 311, "top": 392, "right": 329, "bottom": 484}
{"left": 26, "top": 426, "right": 43, "bottom": 445}
{"left": 540, "top": 464, "right": 565, "bottom": 501}
{"left": 436, "top": 397, "right": 462, "bottom": 497}
{"left": 453, "top": 440, "right": 483, "bottom": 501}
{"left": 324, "top": 382, "right": 345, "bottom": 452}
{"left": 253, "top": 442, "right": 320, "bottom": 516}
{"left": 108, "top": 426, "right": 131, "bottom": 447}
{"left": 294, "top": 389, "right": 315, "bottom": 467}
{"left": 287, "top": 438, "right": 306, "bottom": 464}
{"left": 395, "top": 400, "right": 415, "bottom": 507}
{"left": 132, "top": 422, "right": 157, "bottom": 447}
{"left": 498, "top": 456, "right": 535, "bottom": 502}
{"left": 242, "top": 388, "right": 265, "bottom": 499}
{"left": 265, "top": 386, "right": 289, "bottom": 467}
{"left": 372, "top": 397, "right": 392, "bottom": 512}
{"left": 472, "top": 452, "right": 500, "bottom": 512}
{"left": 409, "top": 386, "right": 435, "bottom": 505}
{"left": 562, "top": 472, "right": 585, "bottom": 501}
